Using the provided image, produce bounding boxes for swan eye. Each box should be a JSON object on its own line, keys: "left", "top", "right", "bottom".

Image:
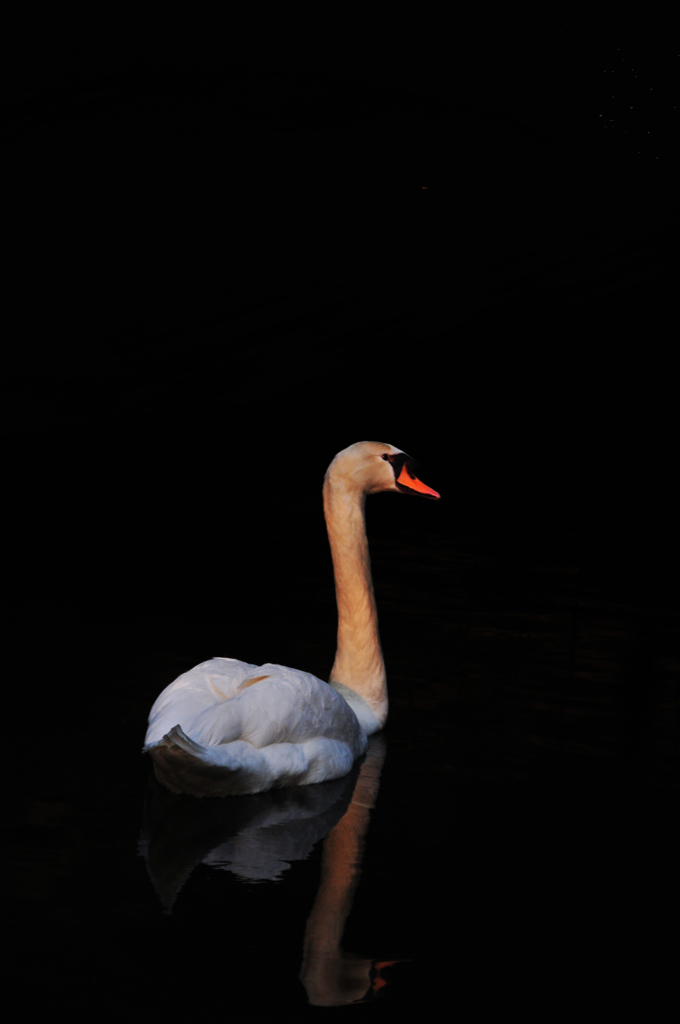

{"left": 381, "top": 454, "right": 389, "bottom": 461}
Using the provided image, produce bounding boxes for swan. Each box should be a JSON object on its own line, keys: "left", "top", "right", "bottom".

{"left": 144, "top": 441, "right": 439, "bottom": 797}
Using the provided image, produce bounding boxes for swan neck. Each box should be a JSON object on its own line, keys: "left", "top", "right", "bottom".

{"left": 323, "top": 474, "right": 386, "bottom": 727}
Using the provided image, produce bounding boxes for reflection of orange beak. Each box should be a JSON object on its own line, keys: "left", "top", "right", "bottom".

{"left": 371, "top": 960, "right": 408, "bottom": 995}
{"left": 397, "top": 464, "right": 441, "bottom": 499}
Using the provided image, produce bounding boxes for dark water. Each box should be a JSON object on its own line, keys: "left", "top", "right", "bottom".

{"left": 7, "top": 518, "right": 678, "bottom": 1018}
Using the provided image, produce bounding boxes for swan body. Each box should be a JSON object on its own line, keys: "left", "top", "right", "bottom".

{"left": 144, "top": 441, "right": 439, "bottom": 796}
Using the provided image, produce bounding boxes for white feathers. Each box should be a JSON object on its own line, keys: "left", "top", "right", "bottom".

{"left": 144, "top": 658, "right": 368, "bottom": 793}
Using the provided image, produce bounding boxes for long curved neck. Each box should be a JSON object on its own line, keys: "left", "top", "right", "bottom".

{"left": 323, "top": 474, "right": 387, "bottom": 726}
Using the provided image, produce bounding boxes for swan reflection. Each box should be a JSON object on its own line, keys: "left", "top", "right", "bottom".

{"left": 140, "top": 735, "right": 398, "bottom": 1004}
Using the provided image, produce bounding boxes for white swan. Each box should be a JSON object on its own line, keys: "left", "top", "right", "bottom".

{"left": 144, "top": 441, "right": 439, "bottom": 796}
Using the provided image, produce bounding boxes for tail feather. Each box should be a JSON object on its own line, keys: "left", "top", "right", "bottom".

{"left": 147, "top": 725, "right": 247, "bottom": 798}
{"left": 160, "top": 725, "right": 207, "bottom": 757}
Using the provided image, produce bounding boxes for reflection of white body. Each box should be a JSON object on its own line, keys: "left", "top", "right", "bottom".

{"left": 198, "top": 760, "right": 357, "bottom": 884}
{"left": 144, "top": 441, "right": 439, "bottom": 796}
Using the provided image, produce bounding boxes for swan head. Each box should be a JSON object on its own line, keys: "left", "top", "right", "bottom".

{"left": 324, "top": 441, "right": 440, "bottom": 499}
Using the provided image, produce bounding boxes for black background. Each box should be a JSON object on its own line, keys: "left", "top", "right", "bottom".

{"left": 5, "top": 31, "right": 677, "bottom": 651}
{"left": 4, "top": 23, "right": 678, "bottom": 1018}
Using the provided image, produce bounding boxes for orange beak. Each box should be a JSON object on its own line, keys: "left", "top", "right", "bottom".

{"left": 396, "top": 464, "right": 441, "bottom": 498}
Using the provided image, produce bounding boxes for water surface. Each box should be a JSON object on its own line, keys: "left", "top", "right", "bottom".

{"left": 8, "top": 528, "right": 677, "bottom": 1017}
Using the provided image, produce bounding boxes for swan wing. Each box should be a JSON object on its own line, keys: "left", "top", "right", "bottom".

{"left": 145, "top": 659, "right": 365, "bottom": 753}
{"left": 145, "top": 662, "right": 368, "bottom": 797}
{"left": 187, "top": 664, "right": 364, "bottom": 749}
{"left": 144, "top": 657, "right": 262, "bottom": 748}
